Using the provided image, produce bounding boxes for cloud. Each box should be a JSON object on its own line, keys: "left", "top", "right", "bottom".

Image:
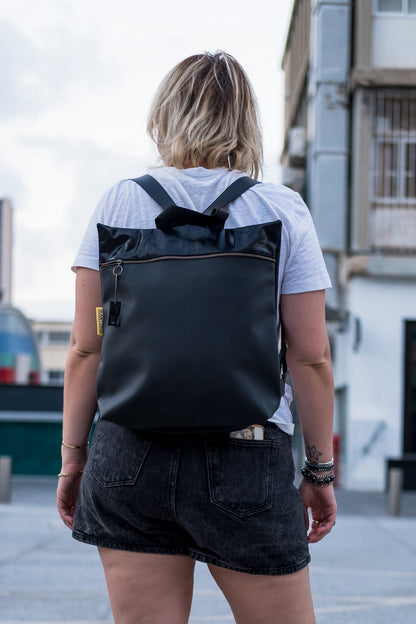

{"left": 0, "top": 20, "right": 39, "bottom": 117}
{"left": 0, "top": 18, "right": 115, "bottom": 120}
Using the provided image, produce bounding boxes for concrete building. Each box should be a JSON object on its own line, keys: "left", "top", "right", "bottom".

{"left": 0, "top": 199, "right": 12, "bottom": 304}
{"left": 32, "top": 320, "right": 72, "bottom": 386}
{"left": 0, "top": 304, "right": 41, "bottom": 384}
{"left": 281, "top": 0, "right": 416, "bottom": 489}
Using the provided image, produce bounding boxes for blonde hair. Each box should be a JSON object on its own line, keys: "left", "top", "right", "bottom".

{"left": 147, "top": 52, "right": 263, "bottom": 179}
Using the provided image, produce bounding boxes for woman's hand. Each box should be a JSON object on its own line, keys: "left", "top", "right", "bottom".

{"left": 299, "top": 479, "right": 337, "bottom": 543}
{"left": 57, "top": 445, "right": 88, "bottom": 530}
{"left": 57, "top": 465, "right": 85, "bottom": 530}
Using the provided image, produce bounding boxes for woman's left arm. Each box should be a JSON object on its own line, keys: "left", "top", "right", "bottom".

{"left": 280, "top": 290, "right": 337, "bottom": 542}
{"left": 57, "top": 268, "right": 102, "bottom": 529}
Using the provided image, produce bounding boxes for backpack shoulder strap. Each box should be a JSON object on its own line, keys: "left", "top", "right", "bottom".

{"left": 131, "top": 174, "right": 261, "bottom": 215}
{"left": 203, "top": 177, "right": 261, "bottom": 215}
{"left": 130, "top": 174, "right": 176, "bottom": 210}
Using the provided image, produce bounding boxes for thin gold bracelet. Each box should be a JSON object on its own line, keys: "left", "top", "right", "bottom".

{"left": 62, "top": 441, "right": 90, "bottom": 449}
{"left": 57, "top": 469, "right": 84, "bottom": 478}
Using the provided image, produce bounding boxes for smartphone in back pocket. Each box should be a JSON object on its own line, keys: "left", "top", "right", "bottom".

{"left": 229, "top": 425, "right": 264, "bottom": 440}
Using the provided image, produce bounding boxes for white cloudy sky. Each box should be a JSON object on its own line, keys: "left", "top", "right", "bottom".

{"left": 0, "top": 0, "right": 293, "bottom": 321}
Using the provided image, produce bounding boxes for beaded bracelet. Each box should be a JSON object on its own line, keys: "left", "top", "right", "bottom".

{"left": 301, "top": 465, "right": 335, "bottom": 487}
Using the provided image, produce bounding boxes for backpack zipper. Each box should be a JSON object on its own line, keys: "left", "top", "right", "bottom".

{"left": 100, "top": 251, "right": 276, "bottom": 269}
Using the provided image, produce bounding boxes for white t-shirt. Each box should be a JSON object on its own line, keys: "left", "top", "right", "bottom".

{"left": 73, "top": 166, "right": 331, "bottom": 434}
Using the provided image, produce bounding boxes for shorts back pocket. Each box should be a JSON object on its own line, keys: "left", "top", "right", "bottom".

{"left": 206, "top": 438, "right": 277, "bottom": 517}
{"left": 90, "top": 419, "right": 152, "bottom": 487}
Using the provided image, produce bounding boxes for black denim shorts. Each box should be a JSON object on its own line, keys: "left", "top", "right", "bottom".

{"left": 72, "top": 419, "right": 310, "bottom": 575}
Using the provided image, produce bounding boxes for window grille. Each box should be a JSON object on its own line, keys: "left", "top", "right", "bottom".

{"left": 371, "top": 89, "right": 416, "bottom": 252}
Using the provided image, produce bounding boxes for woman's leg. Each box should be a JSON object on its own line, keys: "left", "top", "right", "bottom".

{"left": 99, "top": 548, "right": 196, "bottom": 624}
{"left": 208, "top": 564, "right": 315, "bottom": 624}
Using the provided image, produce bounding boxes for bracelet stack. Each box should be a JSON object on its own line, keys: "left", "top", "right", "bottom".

{"left": 301, "top": 457, "right": 335, "bottom": 487}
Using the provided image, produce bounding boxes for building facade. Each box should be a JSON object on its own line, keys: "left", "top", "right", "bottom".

{"left": 32, "top": 320, "right": 72, "bottom": 385}
{"left": 282, "top": 0, "right": 416, "bottom": 489}
{"left": 0, "top": 199, "right": 12, "bottom": 305}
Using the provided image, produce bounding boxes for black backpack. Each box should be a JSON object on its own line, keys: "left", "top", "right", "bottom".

{"left": 96, "top": 174, "right": 286, "bottom": 433}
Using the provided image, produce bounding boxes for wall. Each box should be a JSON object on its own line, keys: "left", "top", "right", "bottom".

{"left": 307, "top": 0, "right": 351, "bottom": 250}
{"left": 373, "top": 15, "right": 416, "bottom": 69}
{"left": 281, "top": 0, "right": 311, "bottom": 147}
{"left": 350, "top": 88, "right": 372, "bottom": 251}
{"left": 0, "top": 385, "right": 63, "bottom": 475}
{"left": 344, "top": 275, "right": 416, "bottom": 490}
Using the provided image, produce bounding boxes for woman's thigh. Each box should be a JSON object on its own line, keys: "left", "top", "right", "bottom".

{"left": 208, "top": 564, "right": 315, "bottom": 624}
{"left": 98, "top": 548, "right": 196, "bottom": 624}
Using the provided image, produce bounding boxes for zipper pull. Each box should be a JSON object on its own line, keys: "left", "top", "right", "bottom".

{"left": 108, "top": 260, "right": 123, "bottom": 327}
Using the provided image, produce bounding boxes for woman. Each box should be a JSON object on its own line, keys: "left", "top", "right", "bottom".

{"left": 57, "top": 51, "right": 336, "bottom": 624}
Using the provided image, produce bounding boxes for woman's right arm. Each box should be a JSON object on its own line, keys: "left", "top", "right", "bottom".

{"left": 57, "top": 268, "right": 102, "bottom": 529}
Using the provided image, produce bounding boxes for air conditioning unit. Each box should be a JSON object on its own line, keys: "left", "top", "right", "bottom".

{"left": 288, "top": 127, "right": 306, "bottom": 167}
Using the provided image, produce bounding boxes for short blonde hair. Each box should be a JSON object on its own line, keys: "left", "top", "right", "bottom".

{"left": 147, "top": 52, "right": 263, "bottom": 179}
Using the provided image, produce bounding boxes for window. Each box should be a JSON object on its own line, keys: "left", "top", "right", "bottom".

{"left": 373, "top": 91, "right": 416, "bottom": 200}
{"left": 47, "top": 370, "right": 65, "bottom": 386}
{"left": 371, "top": 89, "right": 416, "bottom": 251}
{"left": 36, "top": 330, "right": 71, "bottom": 346}
{"left": 47, "top": 331, "right": 71, "bottom": 344}
{"left": 375, "top": 0, "right": 416, "bottom": 13}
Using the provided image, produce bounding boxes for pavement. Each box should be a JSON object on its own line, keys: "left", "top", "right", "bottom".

{"left": 1, "top": 477, "right": 416, "bottom": 624}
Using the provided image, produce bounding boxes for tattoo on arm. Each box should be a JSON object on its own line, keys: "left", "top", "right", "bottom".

{"left": 306, "top": 445, "right": 322, "bottom": 464}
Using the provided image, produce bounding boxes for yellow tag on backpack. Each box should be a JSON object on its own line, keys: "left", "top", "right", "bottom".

{"left": 96, "top": 307, "right": 104, "bottom": 336}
